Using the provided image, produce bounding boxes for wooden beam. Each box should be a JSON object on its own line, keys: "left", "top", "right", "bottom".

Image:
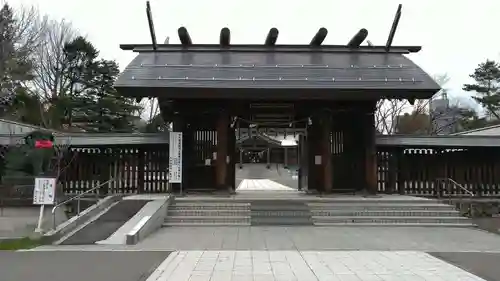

{"left": 215, "top": 111, "right": 229, "bottom": 189}
{"left": 347, "top": 28, "right": 368, "bottom": 48}
{"left": 385, "top": 4, "right": 402, "bottom": 52}
{"left": 146, "top": 1, "right": 157, "bottom": 50}
{"left": 265, "top": 28, "right": 279, "bottom": 46}
{"left": 310, "top": 28, "right": 328, "bottom": 46}
{"left": 364, "top": 102, "right": 378, "bottom": 195}
{"left": 178, "top": 27, "right": 192, "bottom": 45}
{"left": 220, "top": 27, "right": 230, "bottom": 47}
{"left": 321, "top": 112, "right": 333, "bottom": 193}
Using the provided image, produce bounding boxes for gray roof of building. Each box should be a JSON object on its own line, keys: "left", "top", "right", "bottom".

{"left": 451, "top": 124, "right": 500, "bottom": 136}
{"left": 377, "top": 135, "right": 500, "bottom": 147}
{"left": 236, "top": 132, "right": 282, "bottom": 147}
{"left": 114, "top": 45, "right": 440, "bottom": 98}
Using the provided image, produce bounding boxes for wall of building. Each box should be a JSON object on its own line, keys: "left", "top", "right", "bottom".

{"left": 0, "top": 119, "right": 50, "bottom": 135}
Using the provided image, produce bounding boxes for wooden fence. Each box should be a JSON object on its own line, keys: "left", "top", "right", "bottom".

{"left": 1, "top": 143, "right": 500, "bottom": 196}
{"left": 377, "top": 147, "right": 500, "bottom": 196}
{"left": 59, "top": 145, "right": 170, "bottom": 195}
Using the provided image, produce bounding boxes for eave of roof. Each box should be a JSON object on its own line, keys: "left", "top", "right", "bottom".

{"left": 377, "top": 135, "right": 500, "bottom": 147}
{"left": 0, "top": 133, "right": 168, "bottom": 146}
{"left": 119, "top": 44, "right": 421, "bottom": 54}
{"left": 1, "top": 133, "right": 500, "bottom": 147}
{"left": 451, "top": 124, "right": 500, "bottom": 135}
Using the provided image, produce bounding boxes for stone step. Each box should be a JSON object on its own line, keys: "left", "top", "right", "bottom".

{"left": 170, "top": 203, "right": 251, "bottom": 210}
{"left": 250, "top": 205, "right": 310, "bottom": 211}
{"left": 165, "top": 216, "right": 251, "bottom": 224}
{"left": 251, "top": 217, "right": 313, "bottom": 226}
{"left": 163, "top": 222, "right": 250, "bottom": 226}
{"left": 173, "top": 197, "right": 441, "bottom": 204}
{"left": 251, "top": 210, "right": 311, "bottom": 217}
{"left": 312, "top": 216, "right": 471, "bottom": 224}
{"left": 311, "top": 210, "right": 460, "bottom": 217}
{"left": 314, "top": 222, "right": 477, "bottom": 227}
{"left": 308, "top": 203, "right": 455, "bottom": 211}
{"left": 168, "top": 210, "right": 251, "bottom": 216}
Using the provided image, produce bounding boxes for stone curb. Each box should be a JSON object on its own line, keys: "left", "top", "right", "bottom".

{"left": 125, "top": 196, "right": 173, "bottom": 245}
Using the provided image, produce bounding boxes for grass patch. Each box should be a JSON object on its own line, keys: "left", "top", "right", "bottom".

{"left": 0, "top": 237, "right": 43, "bottom": 250}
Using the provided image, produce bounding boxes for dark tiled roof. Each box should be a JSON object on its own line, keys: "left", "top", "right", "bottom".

{"left": 114, "top": 46, "right": 440, "bottom": 97}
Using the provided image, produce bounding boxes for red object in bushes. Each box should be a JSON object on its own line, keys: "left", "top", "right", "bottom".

{"left": 35, "top": 140, "right": 53, "bottom": 148}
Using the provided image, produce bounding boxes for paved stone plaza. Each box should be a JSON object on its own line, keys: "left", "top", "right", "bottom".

{"left": 237, "top": 179, "right": 296, "bottom": 191}
{"left": 31, "top": 226, "right": 500, "bottom": 252}
{"left": 26, "top": 226, "right": 500, "bottom": 280}
{"left": 146, "top": 250, "right": 487, "bottom": 281}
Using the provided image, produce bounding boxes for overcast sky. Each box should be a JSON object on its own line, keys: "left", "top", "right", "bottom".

{"left": 12, "top": 0, "right": 500, "bottom": 107}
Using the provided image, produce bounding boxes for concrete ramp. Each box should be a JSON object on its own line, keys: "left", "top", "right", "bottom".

{"left": 60, "top": 200, "right": 149, "bottom": 245}
{"left": 97, "top": 195, "right": 170, "bottom": 245}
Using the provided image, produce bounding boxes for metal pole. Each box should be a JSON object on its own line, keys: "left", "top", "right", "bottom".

{"left": 77, "top": 198, "right": 81, "bottom": 215}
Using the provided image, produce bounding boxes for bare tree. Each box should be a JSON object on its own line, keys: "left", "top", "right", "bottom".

{"left": 11, "top": 4, "right": 47, "bottom": 59}
{"left": 375, "top": 99, "right": 410, "bottom": 134}
{"left": 30, "top": 19, "right": 77, "bottom": 101}
{"left": 391, "top": 73, "right": 477, "bottom": 135}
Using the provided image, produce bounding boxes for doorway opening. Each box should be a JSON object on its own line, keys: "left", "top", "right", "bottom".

{"left": 235, "top": 129, "right": 300, "bottom": 193}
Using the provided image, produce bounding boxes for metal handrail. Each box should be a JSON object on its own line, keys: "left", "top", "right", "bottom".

{"left": 436, "top": 177, "right": 475, "bottom": 197}
{"left": 51, "top": 178, "right": 114, "bottom": 229}
{"left": 436, "top": 177, "right": 476, "bottom": 217}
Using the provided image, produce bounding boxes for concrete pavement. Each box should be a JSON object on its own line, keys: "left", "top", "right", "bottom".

{"left": 430, "top": 252, "right": 500, "bottom": 281}
{"left": 12, "top": 226, "right": 500, "bottom": 280}
{"left": 0, "top": 251, "right": 171, "bottom": 281}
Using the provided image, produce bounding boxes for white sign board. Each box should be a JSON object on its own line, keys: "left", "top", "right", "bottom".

{"left": 169, "top": 132, "right": 183, "bottom": 183}
{"left": 33, "top": 177, "right": 56, "bottom": 205}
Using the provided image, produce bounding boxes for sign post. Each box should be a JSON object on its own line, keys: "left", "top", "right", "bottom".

{"left": 33, "top": 177, "right": 56, "bottom": 233}
{"left": 168, "top": 132, "right": 183, "bottom": 194}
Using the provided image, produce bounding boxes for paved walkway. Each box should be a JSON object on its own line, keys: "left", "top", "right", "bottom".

{"left": 17, "top": 226, "right": 500, "bottom": 280}
{"left": 236, "top": 164, "right": 298, "bottom": 189}
{"left": 29, "top": 226, "right": 500, "bottom": 252}
{"left": 237, "top": 179, "right": 296, "bottom": 191}
{"left": 146, "top": 251, "right": 486, "bottom": 281}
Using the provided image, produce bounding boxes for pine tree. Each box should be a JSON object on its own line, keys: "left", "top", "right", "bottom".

{"left": 463, "top": 60, "right": 500, "bottom": 119}
{"left": 61, "top": 36, "right": 140, "bottom": 132}
{"left": 85, "top": 59, "right": 141, "bottom": 132}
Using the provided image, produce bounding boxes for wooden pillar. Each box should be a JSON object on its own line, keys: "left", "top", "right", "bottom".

{"left": 99, "top": 148, "right": 110, "bottom": 195}
{"left": 363, "top": 102, "right": 378, "bottom": 195}
{"left": 386, "top": 148, "right": 397, "bottom": 194}
{"left": 266, "top": 148, "right": 271, "bottom": 169}
{"left": 321, "top": 112, "right": 333, "bottom": 193}
{"left": 215, "top": 110, "right": 229, "bottom": 189}
{"left": 307, "top": 116, "right": 322, "bottom": 192}
{"left": 298, "top": 134, "right": 308, "bottom": 191}
{"left": 182, "top": 120, "right": 194, "bottom": 191}
{"left": 284, "top": 147, "right": 288, "bottom": 168}
{"left": 239, "top": 149, "right": 243, "bottom": 169}
{"left": 226, "top": 126, "right": 236, "bottom": 191}
{"left": 137, "top": 147, "right": 145, "bottom": 193}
